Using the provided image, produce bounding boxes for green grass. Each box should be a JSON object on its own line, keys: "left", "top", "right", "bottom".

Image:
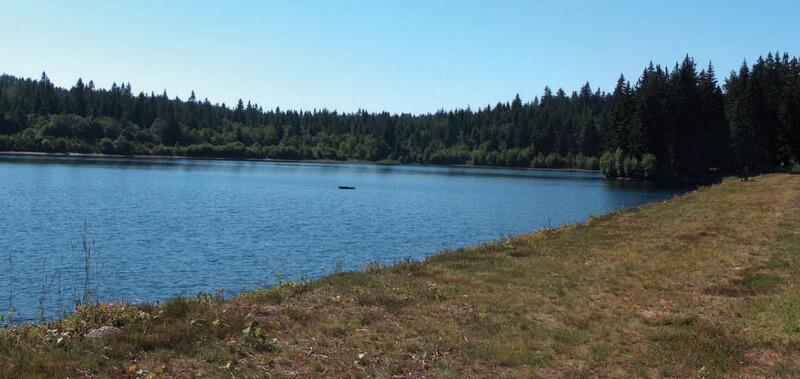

{"left": 2, "top": 174, "right": 800, "bottom": 378}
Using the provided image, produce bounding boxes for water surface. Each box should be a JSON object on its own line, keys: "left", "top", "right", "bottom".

{"left": 0, "top": 155, "right": 687, "bottom": 322}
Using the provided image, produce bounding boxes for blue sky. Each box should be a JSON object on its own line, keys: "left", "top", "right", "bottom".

{"left": 1, "top": 0, "right": 797, "bottom": 114}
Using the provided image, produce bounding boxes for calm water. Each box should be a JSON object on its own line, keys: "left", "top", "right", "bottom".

{"left": 0, "top": 155, "right": 687, "bottom": 322}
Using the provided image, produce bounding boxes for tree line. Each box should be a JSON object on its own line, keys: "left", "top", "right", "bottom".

{"left": 0, "top": 52, "right": 797, "bottom": 180}
{"left": 600, "top": 53, "right": 799, "bottom": 179}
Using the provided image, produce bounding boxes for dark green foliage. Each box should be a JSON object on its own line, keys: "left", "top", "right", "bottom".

{"left": 603, "top": 57, "right": 724, "bottom": 179}
{"left": 0, "top": 73, "right": 606, "bottom": 168}
{"left": 603, "top": 52, "right": 799, "bottom": 179}
{"left": 0, "top": 52, "right": 797, "bottom": 179}
{"left": 726, "top": 53, "right": 800, "bottom": 170}
{"left": 599, "top": 149, "right": 657, "bottom": 179}
{"left": 151, "top": 118, "right": 181, "bottom": 146}
{"left": 641, "top": 154, "right": 657, "bottom": 179}
{"left": 599, "top": 150, "right": 616, "bottom": 177}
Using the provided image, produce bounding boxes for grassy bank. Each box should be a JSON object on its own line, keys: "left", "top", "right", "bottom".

{"left": 2, "top": 174, "right": 799, "bottom": 378}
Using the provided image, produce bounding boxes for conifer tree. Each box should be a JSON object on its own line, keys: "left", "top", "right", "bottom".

{"left": 606, "top": 74, "right": 633, "bottom": 152}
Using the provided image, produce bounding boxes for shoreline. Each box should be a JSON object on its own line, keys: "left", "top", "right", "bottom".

{"left": 0, "top": 150, "right": 602, "bottom": 174}
{"left": 2, "top": 175, "right": 798, "bottom": 376}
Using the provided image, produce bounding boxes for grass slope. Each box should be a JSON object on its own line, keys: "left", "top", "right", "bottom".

{"left": 2, "top": 174, "right": 799, "bottom": 378}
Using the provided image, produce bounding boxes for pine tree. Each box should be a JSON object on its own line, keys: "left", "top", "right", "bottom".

{"left": 697, "top": 62, "right": 730, "bottom": 170}
{"left": 668, "top": 56, "right": 702, "bottom": 176}
{"left": 606, "top": 74, "right": 634, "bottom": 152}
{"left": 35, "top": 72, "right": 56, "bottom": 114}
{"left": 578, "top": 119, "right": 600, "bottom": 156}
{"left": 0, "top": 53, "right": 795, "bottom": 176}
{"left": 726, "top": 61, "right": 756, "bottom": 168}
{"left": 234, "top": 99, "right": 245, "bottom": 123}
{"left": 631, "top": 63, "right": 669, "bottom": 166}
{"left": 152, "top": 118, "right": 182, "bottom": 146}
{"left": 71, "top": 78, "right": 88, "bottom": 117}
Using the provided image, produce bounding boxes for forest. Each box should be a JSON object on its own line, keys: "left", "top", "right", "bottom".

{"left": 0, "top": 52, "right": 798, "bottom": 180}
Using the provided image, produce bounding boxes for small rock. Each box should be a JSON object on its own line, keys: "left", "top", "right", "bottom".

{"left": 84, "top": 326, "right": 122, "bottom": 340}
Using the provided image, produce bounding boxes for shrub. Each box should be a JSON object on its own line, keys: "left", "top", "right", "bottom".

{"left": 484, "top": 151, "right": 502, "bottom": 166}
{"left": 585, "top": 156, "right": 599, "bottom": 170}
{"left": 623, "top": 156, "right": 640, "bottom": 177}
{"left": 504, "top": 148, "right": 519, "bottom": 166}
{"left": 184, "top": 143, "right": 217, "bottom": 157}
{"left": 99, "top": 138, "right": 115, "bottom": 154}
{"left": 68, "top": 139, "right": 92, "bottom": 154}
{"left": 531, "top": 153, "right": 546, "bottom": 168}
{"left": 517, "top": 148, "right": 533, "bottom": 167}
{"left": 468, "top": 148, "right": 486, "bottom": 166}
{"left": 544, "top": 153, "right": 557, "bottom": 168}
{"left": 574, "top": 154, "right": 599, "bottom": 170}
{"left": 75, "top": 119, "right": 105, "bottom": 142}
{"left": 153, "top": 144, "right": 176, "bottom": 156}
{"left": 113, "top": 137, "right": 134, "bottom": 155}
{"left": 38, "top": 115, "right": 86, "bottom": 139}
{"left": 52, "top": 138, "right": 69, "bottom": 153}
{"left": 641, "top": 153, "right": 658, "bottom": 178}
{"left": 40, "top": 138, "right": 54, "bottom": 152}
{"left": 599, "top": 150, "right": 616, "bottom": 176}
{"left": 613, "top": 148, "right": 625, "bottom": 177}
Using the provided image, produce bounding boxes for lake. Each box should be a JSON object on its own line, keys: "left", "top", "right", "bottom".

{"left": 0, "top": 155, "right": 687, "bottom": 322}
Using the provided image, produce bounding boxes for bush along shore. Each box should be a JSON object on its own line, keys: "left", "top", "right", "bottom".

{"left": 2, "top": 52, "right": 799, "bottom": 180}
{"left": 2, "top": 174, "right": 799, "bottom": 377}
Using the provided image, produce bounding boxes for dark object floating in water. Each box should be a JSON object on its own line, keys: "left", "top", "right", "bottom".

{"left": 338, "top": 186, "right": 356, "bottom": 190}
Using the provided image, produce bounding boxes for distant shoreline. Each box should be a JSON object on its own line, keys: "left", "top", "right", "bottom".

{"left": 0, "top": 150, "right": 601, "bottom": 174}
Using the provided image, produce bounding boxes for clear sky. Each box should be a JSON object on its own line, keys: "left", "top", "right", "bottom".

{"left": 1, "top": 0, "right": 798, "bottom": 114}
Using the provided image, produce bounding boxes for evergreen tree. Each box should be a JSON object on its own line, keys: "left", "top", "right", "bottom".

{"left": 697, "top": 63, "right": 730, "bottom": 170}
{"left": 668, "top": 56, "right": 702, "bottom": 175}
{"left": 152, "top": 118, "right": 182, "bottom": 146}
{"left": 631, "top": 63, "right": 669, "bottom": 167}
{"left": 0, "top": 52, "right": 796, "bottom": 178}
{"left": 71, "top": 78, "right": 88, "bottom": 117}
{"left": 606, "top": 75, "right": 633, "bottom": 151}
